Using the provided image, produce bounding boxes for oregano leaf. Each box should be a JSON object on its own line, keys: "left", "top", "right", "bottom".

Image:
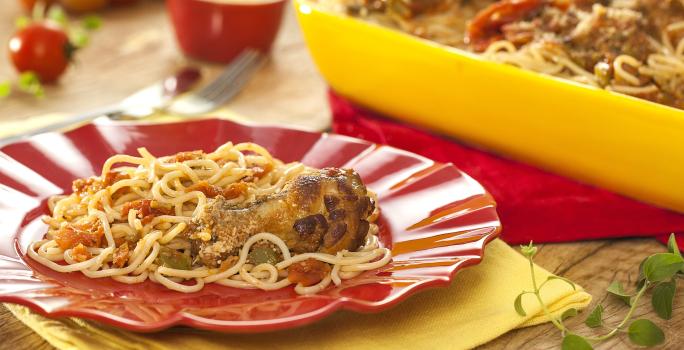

{"left": 628, "top": 319, "right": 664, "bottom": 347}
{"left": 667, "top": 233, "right": 681, "bottom": 256}
{"left": 15, "top": 16, "right": 31, "bottom": 29}
{"left": 637, "top": 259, "right": 646, "bottom": 289}
{"left": 17, "top": 72, "right": 44, "bottom": 98}
{"left": 70, "top": 29, "right": 90, "bottom": 49}
{"left": 561, "top": 307, "right": 578, "bottom": 320}
{"left": 514, "top": 293, "right": 526, "bottom": 317}
{"left": 82, "top": 15, "right": 102, "bottom": 31}
{"left": 47, "top": 6, "right": 68, "bottom": 27}
{"left": 643, "top": 253, "right": 684, "bottom": 283}
{"left": 520, "top": 242, "right": 537, "bottom": 258}
{"left": 584, "top": 304, "right": 604, "bottom": 328}
{"left": 637, "top": 258, "right": 647, "bottom": 289}
{"left": 607, "top": 281, "right": 632, "bottom": 306}
{"left": 667, "top": 234, "right": 683, "bottom": 274}
{"left": 652, "top": 280, "right": 676, "bottom": 320}
{"left": 0, "top": 81, "right": 11, "bottom": 98}
{"left": 547, "top": 275, "right": 577, "bottom": 290}
{"left": 562, "top": 334, "right": 593, "bottom": 350}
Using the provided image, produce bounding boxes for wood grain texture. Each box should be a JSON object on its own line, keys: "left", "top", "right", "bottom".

{"left": 0, "top": 1, "right": 682, "bottom": 349}
{"left": 0, "top": 306, "right": 53, "bottom": 350}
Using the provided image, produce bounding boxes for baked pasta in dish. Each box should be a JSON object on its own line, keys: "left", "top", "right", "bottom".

{"left": 324, "top": 0, "right": 684, "bottom": 109}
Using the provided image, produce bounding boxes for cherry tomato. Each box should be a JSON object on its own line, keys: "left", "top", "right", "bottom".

{"left": 466, "top": 0, "right": 571, "bottom": 52}
{"left": 467, "top": 0, "right": 544, "bottom": 51}
{"left": 60, "top": 0, "right": 109, "bottom": 12}
{"left": 8, "top": 22, "right": 73, "bottom": 83}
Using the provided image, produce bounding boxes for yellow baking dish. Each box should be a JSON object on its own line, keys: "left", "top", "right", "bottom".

{"left": 294, "top": 0, "right": 684, "bottom": 214}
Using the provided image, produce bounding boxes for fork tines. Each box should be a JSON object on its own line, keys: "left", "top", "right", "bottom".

{"left": 196, "top": 49, "right": 262, "bottom": 103}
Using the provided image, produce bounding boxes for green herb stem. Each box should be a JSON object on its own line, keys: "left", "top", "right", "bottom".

{"left": 586, "top": 281, "right": 650, "bottom": 343}
{"left": 517, "top": 237, "right": 681, "bottom": 348}
{"left": 528, "top": 256, "right": 567, "bottom": 333}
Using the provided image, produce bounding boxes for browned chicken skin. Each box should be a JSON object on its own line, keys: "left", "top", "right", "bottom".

{"left": 188, "top": 168, "right": 375, "bottom": 267}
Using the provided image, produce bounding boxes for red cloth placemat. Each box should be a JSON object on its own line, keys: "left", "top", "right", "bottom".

{"left": 328, "top": 91, "right": 684, "bottom": 246}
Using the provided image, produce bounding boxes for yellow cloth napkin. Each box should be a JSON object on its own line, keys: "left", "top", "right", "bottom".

{"left": 5, "top": 239, "right": 591, "bottom": 350}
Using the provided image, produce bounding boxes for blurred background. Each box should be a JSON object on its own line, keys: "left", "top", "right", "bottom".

{"left": 0, "top": 0, "right": 329, "bottom": 129}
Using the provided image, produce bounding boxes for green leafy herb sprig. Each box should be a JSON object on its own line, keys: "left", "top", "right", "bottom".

{"left": 516, "top": 234, "right": 683, "bottom": 349}
{"left": 0, "top": 72, "right": 44, "bottom": 99}
{"left": 0, "top": 80, "right": 11, "bottom": 98}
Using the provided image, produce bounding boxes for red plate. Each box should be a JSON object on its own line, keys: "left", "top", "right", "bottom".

{"left": 0, "top": 119, "right": 500, "bottom": 332}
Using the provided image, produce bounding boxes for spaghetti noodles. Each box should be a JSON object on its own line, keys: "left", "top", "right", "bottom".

{"left": 29, "top": 142, "right": 390, "bottom": 294}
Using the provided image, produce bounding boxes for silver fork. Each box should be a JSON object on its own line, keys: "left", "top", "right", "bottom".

{"left": 0, "top": 49, "right": 263, "bottom": 146}
{"left": 166, "top": 49, "right": 263, "bottom": 115}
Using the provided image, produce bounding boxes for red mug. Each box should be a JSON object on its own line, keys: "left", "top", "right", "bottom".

{"left": 166, "top": 0, "right": 286, "bottom": 63}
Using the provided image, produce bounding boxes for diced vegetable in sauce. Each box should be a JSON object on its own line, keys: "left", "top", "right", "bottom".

{"left": 53, "top": 221, "right": 104, "bottom": 250}
{"left": 112, "top": 242, "right": 130, "bottom": 268}
{"left": 71, "top": 243, "right": 91, "bottom": 262}
{"left": 248, "top": 246, "right": 280, "bottom": 265}
{"left": 287, "top": 259, "right": 331, "bottom": 286}
{"left": 158, "top": 247, "right": 192, "bottom": 270}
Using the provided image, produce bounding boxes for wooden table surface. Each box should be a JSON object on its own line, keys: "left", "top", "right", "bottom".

{"left": 0, "top": 1, "right": 681, "bottom": 349}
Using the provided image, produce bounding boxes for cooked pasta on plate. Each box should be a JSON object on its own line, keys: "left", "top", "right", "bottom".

{"left": 29, "top": 141, "right": 390, "bottom": 295}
